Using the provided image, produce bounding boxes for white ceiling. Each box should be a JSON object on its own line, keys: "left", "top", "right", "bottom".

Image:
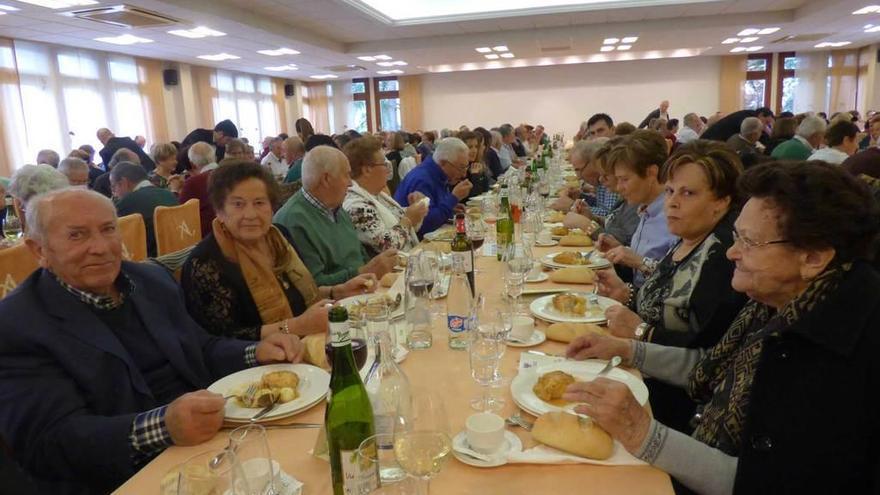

{"left": 0, "top": 0, "right": 877, "bottom": 80}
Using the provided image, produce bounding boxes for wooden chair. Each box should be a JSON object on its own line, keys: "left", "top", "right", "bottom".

{"left": 0, "top": 242, "right": 39, "bottom": 299}
{"left": 154, "top": 199, "right": 202, "bottom": 256}
{"left": 118, "top": 213, "right": 147, "bottom": 262}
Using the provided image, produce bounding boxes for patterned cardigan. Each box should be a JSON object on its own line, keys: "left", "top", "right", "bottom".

{"left": 342, "top": 182, "right": 420, "bottom": 257}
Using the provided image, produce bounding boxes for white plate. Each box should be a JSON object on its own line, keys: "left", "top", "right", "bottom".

{"left": 424, "top": 228, "right": 456, "bottom": 242}
{"left": 452, "top": 430, "right": 523, "bottom": 468}
{"left": 540, "top": 251, "right": 611, "bottom": 270}
{"left": 208, "top": 364, "right": 330, "bottom": 423}
{"left": 529, "top": 292, "right": 620, "bottom": 324}
{"left": 534, "top": 240, "right": 559, "bottom": 247}
{"left": 506, "top": 330, "right": 546, "bottom": 348}
{"left": 510, "top": 360, "right": 649, "bottom": 418}
{"left": 525, "top": 272, "right": 549, "bottom": 283}
{"left": 337, "top": 293, "right": 405, "bottom": 321}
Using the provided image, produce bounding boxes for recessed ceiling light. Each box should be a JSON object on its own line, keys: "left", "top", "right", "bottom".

{"left": 310, "top": 74, "right": 338, "bottom": 79}
{"left": 376, "top": 61, "right": 394, "bottom": 66}
{"left": 378, "top": 69, "right": 404, "bottom": 75}
{"left": 492, "top": 45, "right": 508, "bottom": 52}
{"left": 374, "top": 54, "right": 392, "bottom": 60}
{"left": 197, "top": 53, "right": 240, "bottom": 61}
{"left": 853, "top": 5, "right": 880, "bottom": 14}
{"left": 484, "top": 54, "right": 499, "bottom": 59}
{"left": 621, "top": 36, "right": 639, "bottom": 43}
{"left": 722, "top": 38, "right": 740, "bottom": 44}
{"left": 600, "top": 46, "right": 615, "bottom": 52}
{"left": 94, "top": 34, "right": 153, "bottom": 45}
{"left": 258, "top": 47, "right": 300, "bottom": 56}
{"left": 745, "top": 46, "right": 763, "bottom": 52}
{"left": 475, "top": 47, "right": 492, "bottom": 53}
{"left": 357, "top": 56, "right": 376, "bottom": 61}
{"left": 730, "top": 47, "right": 747, "bottom": 53}
{"left": 617, "top": 44, "right": 632, "bottom": 50}
{"left": 169, "top": 26, "right": 226, "bottom": 39}
{"left": 865, "top": 24, "right": 875, "bottom": 28}
{"left": 757, "top": 27, "right": 780, "bottom": 34}
{"left": 264, "top": 64, "right": 298, "bottom": 71}
{"left": 740, "top": 36, "right": 759, "bottom": 43}
{"left": 815, "top": 41, "right": 851, "bottom": 48}
{"left": 866, "top": 25, "right": 880, "bottom": 32}
{"left": 390, "top": 60, "right": 407, "bottom": 66}
{"left": 499, "top": 52, "right": 515, "bottom": 58}
{"left": 0, "top": 4, "right": 20, "bottom": 11}
{"left": 603, "top": 38, "right": 619, "bottom": 45}
{"left": 13, "top": 0, "right": 96, "bottom": 8}
{"left": 737, "top": 28, "right": 760, "bottom": 36}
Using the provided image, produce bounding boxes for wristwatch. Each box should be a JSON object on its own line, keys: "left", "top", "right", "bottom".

{"left": 634, "top": 323, "right": 650, "bottom": 341}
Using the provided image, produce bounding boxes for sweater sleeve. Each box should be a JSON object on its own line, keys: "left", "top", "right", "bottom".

{"left": 291, "top": 222, "right": 358, "bottom": 286}
{"left": 414, "top": 179, "right": 458, "bottom": 236}
{"left": 632, "top": 340, "right": 704, "bottom": 388}
{"left": 345, "top": 197, "right": 414, "bottom": 252}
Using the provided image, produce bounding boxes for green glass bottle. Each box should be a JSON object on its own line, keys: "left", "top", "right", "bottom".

{"left": 496, "top": 185, "right": 514, "bottom": 260}
{"left": 325, "top": 306, "right": 379, "bottom": 495}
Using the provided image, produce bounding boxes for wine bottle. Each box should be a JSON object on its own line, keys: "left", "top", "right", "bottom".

{"left": 496, "top": 185, "right": 514, "bottom": 261}
{"left": 446, "top": 256, "right": 474, "bottom": 350}
{"left": 450, "top": 213, "right": 475, "bottom": 294}
{"left": 325, "top": 306, "right": 379, "bottom": 495}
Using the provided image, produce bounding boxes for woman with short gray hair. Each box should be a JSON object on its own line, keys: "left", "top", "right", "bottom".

{"left": 9, "top": 164, "right": 70, "bottom": 232}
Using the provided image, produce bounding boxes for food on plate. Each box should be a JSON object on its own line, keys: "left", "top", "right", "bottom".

{"left": 347, "top": 293, "right": 401, "bottom": 322}
{"left": 533, "top": 371, "right": 576, "bottom": 402}
{"left": 545, "top": 322, "right": 606, "bottom": 343}
{"left": 559, "top": 234, "right": 593, "bottom": 247}
{"left": 549, "top": 266, "right": 596, "bottom": 285}
{"left": 532, "top": 412, "right": 613, "bottom": 460}
{"left": 428, "top": 229, "right": 456, "bottom": 242}
{"left": 303, "top": 334, "right": 329, "bottom": 369}
{"left": 551, "top": 226, "right": 570, "bottom": 236}
{"left": 552, "top": 251, "right": 592, "bottom": 266}
{"left": 380, "top": 272, "right": 399, "bottom": 288}
{"left": 234, "top": 370, "right": 300, "bottom": 408}
{"left": 551, "top": 293, "right": 587, "bottom": 316}
{"left": 546, "top": 211, "right": 565, "bottom": 223}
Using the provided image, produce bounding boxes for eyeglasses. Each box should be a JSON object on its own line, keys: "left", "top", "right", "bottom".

{"left": 732, "top": 229, "right": 790, "bottom": 250}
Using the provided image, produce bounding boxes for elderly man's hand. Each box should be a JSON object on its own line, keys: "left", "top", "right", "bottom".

{"left": 594, "top": 269, "right": 629, "bottom": 303}
{"left": 596, "top": 233, "right": 621, "bottom": 252}
{"left": 550, "top": 196, "right": 575, "bottom": 212}
{"left": 166, "top": 390, "right": 226, "bottom": 446}
{"left": 566, "top": 332, "right": 633, "bottom": 364}
{"left": 451, "top": 179, "right": 473, "bottom": 200}
{"left": 605, "top": 306, "right": 643, "bottom": 339}
{"left": 562, "top": 211, "right": 592, "bottom": 232}
{"left": 337, "top": 274, "right": 378, "bottom": 299}
{"left": 406, "top": 191, "right": 426, "bottom": 205}
{"left": 256, "top": 333, "right": 305, "bottom": 364}
{"left": 361, "top": 249, "right": 399, "bottom": 278}
{"left": 563, "top": 378, "right": 652, "bottom": 454}
{"left": 604, "top": 246, "right": 643, "bottom": 269}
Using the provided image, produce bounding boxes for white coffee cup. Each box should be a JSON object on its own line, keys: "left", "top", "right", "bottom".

{"left": 465, "top": 413, "right": 505, "bottom": 454}
{"left": 527, "top": 261, "right": 543, "bottom": 279}
{"left": 510, "top": 315, "right": 535, "bottom": 342}
{"left": 537, "top": 230, "right": 552, "bottom": 244}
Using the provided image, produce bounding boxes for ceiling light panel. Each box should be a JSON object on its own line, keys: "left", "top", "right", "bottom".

{"left": 14, "top": 0, "right": 96, "bottom": 8}
{"left": 722, "top": 38, "right": 740, "bottom": 44}
{"left": 866, "top": 25, "right": 880, "bottom": 32}
{"left": 500, "top": 52, "right": 515, "bottom": 58}
{"left": 377, "top": 69, "right": 403, "bottom": 75}
{"left": 376, "top": 61, "right": 393, "bottom": 66}
{"left": 197, "top": 53, "right": 240, "bottom": 61}
{"left": 310, "top": 74, "right": 338, "bottom": 79}
{"left": 492, "top": 45, "right": 508, "bottom": 52}
{"left": 621, "top": 36, "right": 639, "bottom": 43}
{"left": 258, "top": 48, "right": 300, "bottom": 56}
{"left": 475, "top": 47, "right": 491, "bottom": 53}
{"left": 737, "top": 28, "right": 760, "bottom": 36}
{"left": 730, "top": 47, "right": 746, "bottom": 53}
{"left": 484, "top": 54, "right": 499, "bottom": 59}
{"left": 603, "top": 38, "right": 619, "bottom": 45}
{"left": 374, "top": 54, "right": 392, "bottom": 60}
{"left": 0, "top": 4, "right": 20, "bottom": 11}
{"left": 94, "top": 34, "right": 153, "bottom": 45}
{"left": 265, "top": 64, "right": 298, "bottom": 71}
{"left": 357, "top": 56, "right": 376, "bottom": 61}
{"left": 617, "top": 44, "right": 632, "bottom": 50}
{"left": 757, "top": 27, "right": 779, "bottom": 34}
{"left": 169, "top": 27, "right": 226, "bottom": 39}
{"left": 853, "top": 5, "right": 880, "bottom": 14}
{"left": 740, "top": 36, "right": 759, "bottom": 43}
{"left": 745, "top": 46, "right": 763, "bottom": 52}
{"left": 600, "top": 46, "right": 615, "bottom": 52}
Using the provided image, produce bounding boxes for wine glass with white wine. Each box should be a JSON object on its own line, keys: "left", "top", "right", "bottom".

{"left": 392, "top": 392, "right": 452, "bottom": 495}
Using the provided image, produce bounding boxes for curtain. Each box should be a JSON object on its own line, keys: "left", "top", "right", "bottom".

{"left": 718, "top": 55, "right": 746, "bottom": 114}
{"left": 135, "top": 57, "right": 169, "bottom": 143}
{"left": 303, "top": 81, "right": 330, "bottom": 134}
{"left": 272, "top": 78, "right": 289, "bottom": 134}
{"left": 0, "top": 37, "right": 24, "bottom": 177}
{"left": 399, "top": 75, "right": 424, "bottom": 131}
{"left": 190, "top": 65, "right": 216, "bottom": 130}
{"left": 329, "top": 80, "right": 354, "bottom": 134}
{"left": 793, "top": 52, "right": 829, "bottom": 114}
{"left": 828, "top": 49, "right": 859, "bottom": 114}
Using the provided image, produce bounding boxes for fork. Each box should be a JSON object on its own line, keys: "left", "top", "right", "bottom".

{"left": 250, "top": 392, "right": 279, "bottom": 422}
{"left": 505, "top": 412, "right": 534, "bottom": 431}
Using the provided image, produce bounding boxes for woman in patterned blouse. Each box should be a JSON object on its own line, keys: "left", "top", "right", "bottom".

{"left": 148, "top": 142, "right": 183, "bottom": 194}
{"left": 342, "top": 136, "right": 428, "bottom": 256}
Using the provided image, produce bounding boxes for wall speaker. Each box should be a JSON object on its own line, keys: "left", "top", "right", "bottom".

{"left": 284, "top": 83, "right": 295, "bottom": 97}
{"left": 163, "top": 69, "right": 179, "bottom": 86}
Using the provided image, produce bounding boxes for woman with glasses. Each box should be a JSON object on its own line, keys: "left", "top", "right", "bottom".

{"left": 564, "top": 160, "right": 880, "bottom": 495}
{"left": 343, "top": 136, "right": 428, "bottom": 256}
{"left": 593, "top": 140, "right": 749, "bottom": 432}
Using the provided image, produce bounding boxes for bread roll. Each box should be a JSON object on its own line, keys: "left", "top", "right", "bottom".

{"left": 545, "top": 322, "right": 606, "bottom": 343}
{"left": 559, "top": 235, "right": 592, "bottom": 247}
{"left": 302, "top": 334, "right": 329, "bottom": 369}
{"left": 532, "top": 412, "right": 613, "bottom": 460}
{"left": 549, "top": 266, "right": 596, "bottom": 284}
{"left": 380, "top": 272, "right": 399, "bottom": 288}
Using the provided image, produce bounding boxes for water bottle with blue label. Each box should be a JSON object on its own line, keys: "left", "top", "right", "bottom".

{"left": 446, "top": 256, "right": 473, "bottom": 350}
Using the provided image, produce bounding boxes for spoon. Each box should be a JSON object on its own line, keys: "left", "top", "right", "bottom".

{"left": 596, "top": 355, "right": 622, "bottom": 377}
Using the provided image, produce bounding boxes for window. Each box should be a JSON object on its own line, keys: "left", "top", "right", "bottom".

{"left": 373, "top": 76, "right": 400, "bottom": 131}
{"left": 743, "top": 53, "right": 772, "bottom": 110}
{"left": 351, "top": 78, "right": 371, "bottom": 133}
{"left": 777, "top": 52, "right": 797, "bottom": 113}
{"left": 212, "top": 70, "right": 279, "bottom": 145}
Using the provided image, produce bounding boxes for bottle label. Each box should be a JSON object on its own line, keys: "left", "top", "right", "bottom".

{"left": 452, "top": 252, "right": 473, "bottom": 273}
{"left": 448, "top": 314, "right": 468, "bottom": 333}
{"left": 330, "top": 321, "right": 351, "bottom": 348}
{"left": 339, "top": 448, "right": 378, "bottom": 495}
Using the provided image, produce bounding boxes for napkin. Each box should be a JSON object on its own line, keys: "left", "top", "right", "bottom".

{"left": 507, "top": 441, "right": 647, "bottom": 467}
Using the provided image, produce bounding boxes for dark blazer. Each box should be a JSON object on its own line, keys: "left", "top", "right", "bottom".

{"left": 701, "top": 109, "right": 769, "bottom": 146}
{"left": 485, "top": 147, "right": 504, "bottom": 180}
{"left": 734, "top": 262, "right": 880, "bottom": 494}
{"left": 98, "top": 137, "right": 155, "bottom": 172}
{"left": 0, "top": 263, "right": 252, "bottom": 494}
{"left": 638, "top": 108, "right": 662, "bottom": 128}
{"left": 179, "top": 171, "right": 214, "bottom": 237}
{"left": 116, "top": 185, "right": 179, "bottom": 257}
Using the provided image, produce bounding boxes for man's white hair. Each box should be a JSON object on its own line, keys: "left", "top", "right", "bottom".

{"left": 188, "top": 141, "right": 216, "bottom": 168}
{"left": 740, "top": 117, "right": 764, "bottom": 137}
{"left": 571, "top": 138, "right": 609, "bottom": 163}
{"left": 58, "top": 157, "right": 89, "bottom": 177}
{"left": 302, "top": 145, "right": 347, "bottom": 190}
{"left": 797, "top": 116, "right": 827, "bottom": 139}
{"left": 432, "top": 137, "right": 469, "bottom": 164}
{"left": 9, "top": 164, "right": 70, "bottom": 207}
{"left": 683, "top": 113, "right": 701, "bottom": 129}
{"left": 26, "top": 188, "right": 116, "bottom": 243}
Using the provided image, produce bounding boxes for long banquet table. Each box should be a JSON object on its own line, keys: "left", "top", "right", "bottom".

{"left": 114, "top": 243, "right": 674, "bottom": 495}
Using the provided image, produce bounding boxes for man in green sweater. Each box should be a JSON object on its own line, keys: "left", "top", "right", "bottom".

{"left": 771, "top": 115, "right": 826, "bottom": 161}
{"left": 110, "top": 162, "right": 179, "bottom": 257}
{"left": 274, "top": 145, "right": 397, "bottom": 287}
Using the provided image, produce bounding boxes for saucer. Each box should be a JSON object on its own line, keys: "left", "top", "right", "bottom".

{"left": 534, "top": 239, "right": 558, "bottom": 247}
{"left": 506, "top": 330, "right": 547, "bottom": 348}
{"left": 525, "top": 272, "right": 549, "bottom": 283}
{"left": 452, "top": 430, "right": 523, "bottom": 468}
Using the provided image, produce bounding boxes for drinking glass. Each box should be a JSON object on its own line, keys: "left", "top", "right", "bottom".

{"left": 175, "top": 449, "right": 239, "bottom": 495}
{"left": 227, "top": 424, "right": 278, "bottom": 495}
{"left": 365, "top": 299, "right": 394, "bottom": 352}
{"left": 468, "top": 327, "right": 505, "bottom": 412}
{"left": 392, "top": 392, "right": 452, "bottom": 495}
{"left": 2, "top": 206, "right": 22, "bottom": 243}
{"left": 404, "top": 252, "right": 435, "bottom": 349}
{"left": 358, "top": 433, "right": 406, "bottom": 486}
{"left": 503, "top": 244, "right": 533, "bottom": 314}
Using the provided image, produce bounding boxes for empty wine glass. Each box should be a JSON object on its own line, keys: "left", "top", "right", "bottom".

{"left": 227, "top": 424, "right": 278, "bottom": 495}
{"left": 392, "top": 392, "right": 452, "bottom": 495}
{"left": 404, "top": 252, "right": 435, "bottom": 349}
{"left": 468, "top": 326, "right": 506, "bottom": 412}
{"left": 503, "top": 243, "right": 532, "bottom": 314}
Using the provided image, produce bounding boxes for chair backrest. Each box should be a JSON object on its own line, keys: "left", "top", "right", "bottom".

{"left": 153, "top": 198, "right": 202, "bottom": 256}
{"left": 398, "top": 156, "right": 417, "bottom": 181}
{"left": 0, "top": 242, "right": 39, "bottom": 299}
{"left": 118, "top": 213, "right": 147, "bottom": 262}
